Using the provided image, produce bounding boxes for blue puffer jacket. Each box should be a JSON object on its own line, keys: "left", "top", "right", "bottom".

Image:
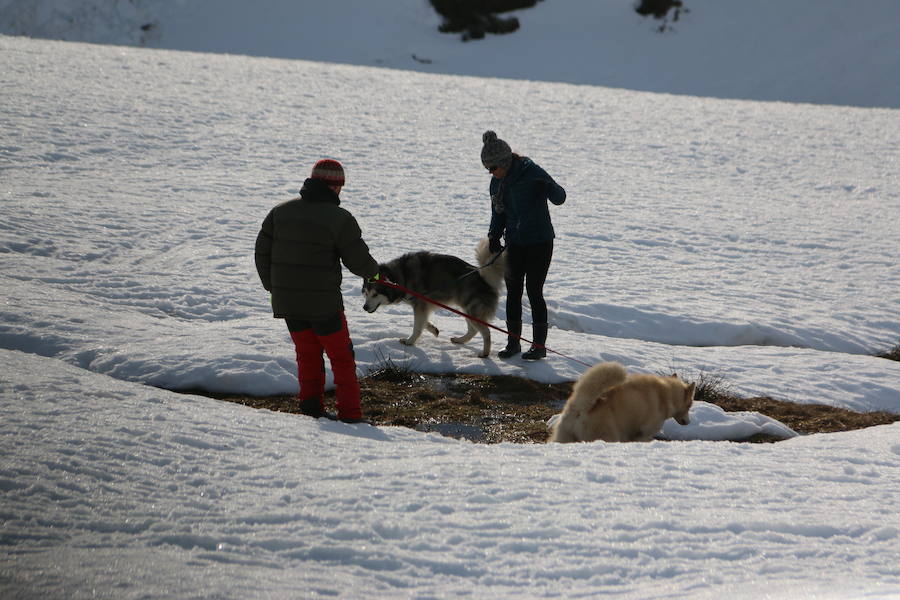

{"left": 487, "top": 156, "right": 566, "bottom": 246}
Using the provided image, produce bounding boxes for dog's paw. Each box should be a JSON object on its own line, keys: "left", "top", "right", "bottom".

{"left": 399, "top": 338, "right": 415, "bottom": 346}
{"left": 426, "top": 323, "right": 439, "bottom": 337}
{"left": 475, "top": 351, "right": 489, "bottom": 359}
{"left": 450, "top": 336, "right": 464, "bottom": 345}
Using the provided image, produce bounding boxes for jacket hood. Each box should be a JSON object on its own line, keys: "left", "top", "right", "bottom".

{"left": 300, "top": 177, "right": 341, "bottom": 205}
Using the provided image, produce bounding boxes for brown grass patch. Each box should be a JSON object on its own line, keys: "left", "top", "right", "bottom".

{"left": 186, "top": 371, "right": 898, "bottom": 444}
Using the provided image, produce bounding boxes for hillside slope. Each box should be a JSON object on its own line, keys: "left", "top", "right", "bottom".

{"left": 2, "top": 0, "right": 900, "bottom": 107}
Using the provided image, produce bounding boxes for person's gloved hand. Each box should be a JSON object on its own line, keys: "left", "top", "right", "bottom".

{"left": 489, "top": 237, "right": 502, "bottom": 254}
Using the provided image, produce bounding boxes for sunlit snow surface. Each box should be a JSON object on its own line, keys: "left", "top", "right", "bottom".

{"left": 2, "top": 36, "right": 897, "bottom": 408}
{"left": 1, "top": 31, "right": 899, "bottom": 600}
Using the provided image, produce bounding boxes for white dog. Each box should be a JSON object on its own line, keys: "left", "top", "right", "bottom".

{"left": 549, "top": 362, "right": 695, "bottom": 443}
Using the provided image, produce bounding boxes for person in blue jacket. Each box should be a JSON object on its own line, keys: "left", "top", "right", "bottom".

{"left": 481, "top": 130, "right": 566, "bottom": 360}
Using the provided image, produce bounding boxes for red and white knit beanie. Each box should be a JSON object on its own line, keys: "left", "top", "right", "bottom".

{"left": 310, "top": 159, "right": 345, "bottom": 189}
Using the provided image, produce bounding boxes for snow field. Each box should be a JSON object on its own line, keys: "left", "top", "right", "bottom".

{"left": 1, "top": 5, "right": 900, "bottom": 596}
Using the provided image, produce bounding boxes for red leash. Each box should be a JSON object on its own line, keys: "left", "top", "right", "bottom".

{"left": 376, "top": 278, "right": 594, "bottom": 368}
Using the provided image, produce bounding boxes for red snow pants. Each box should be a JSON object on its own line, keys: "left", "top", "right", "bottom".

{"left": 287, "top": 312, "right": 361, "bottom": 421}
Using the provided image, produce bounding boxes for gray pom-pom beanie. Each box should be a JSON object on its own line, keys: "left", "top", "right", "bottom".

{"left": 481, "top": 130, "right": 512, "bottom": 169}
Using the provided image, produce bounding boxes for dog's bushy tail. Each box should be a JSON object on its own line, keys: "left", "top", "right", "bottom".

{"left": 549, "top": 362, "right": 629, "bottom": 443}
{"left": 474, "top": 237, "right": 506, "bottom": 291}
{"left": 567, "top": 362, "right": 628, "bottom": 413}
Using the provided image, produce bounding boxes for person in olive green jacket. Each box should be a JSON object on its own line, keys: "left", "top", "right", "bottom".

{"left": 255, "top": 159, "right": 379, "bottom": 422}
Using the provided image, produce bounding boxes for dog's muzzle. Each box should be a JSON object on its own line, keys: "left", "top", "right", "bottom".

{"left": 362, "top": 288, "right": 381, "bottom": 313}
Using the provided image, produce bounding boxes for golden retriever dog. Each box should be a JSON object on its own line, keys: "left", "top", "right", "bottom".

{"left": 548, "top": 362, "right": 695, "bottom": 443}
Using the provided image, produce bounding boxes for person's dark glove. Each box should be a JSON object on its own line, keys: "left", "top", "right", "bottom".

{"left": 489, "top": 237, "right": 502, "bottom": 254}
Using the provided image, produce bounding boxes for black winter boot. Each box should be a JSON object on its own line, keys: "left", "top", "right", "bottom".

{"left": 497, "top": 321, "right": 522, "bottom": 359}
{"left": 299, "top": 396, "right": 325, "bottom": 418}
{"left": 522, "top": 323, "right": 548, "bottom": 360}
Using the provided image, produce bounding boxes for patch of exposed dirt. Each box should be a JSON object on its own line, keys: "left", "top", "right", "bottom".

{"left": 430, "top": 0, "right": 540, "bottom": 42}
{"left": 877, "top": 344, "right": 900, "bottom": 362}
{"left": 711, "top": 396, "right": 899, "bottom": 436}
{"left": 187, "top": 371, "right": 898, "bottom": 444}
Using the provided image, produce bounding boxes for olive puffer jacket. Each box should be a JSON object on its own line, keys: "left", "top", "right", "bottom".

{"left": 255, "top": 178, "right": 379, "bottom": 320}
{"left": 487, "top": 156, "right": 566, "bottom": 246}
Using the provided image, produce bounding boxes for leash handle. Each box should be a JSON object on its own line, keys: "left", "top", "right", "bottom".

{"left": 377, "top": 277, "right": 593, "bottom": 368}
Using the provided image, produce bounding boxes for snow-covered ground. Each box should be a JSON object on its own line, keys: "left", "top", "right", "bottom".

{"left": 2, "top": 1, "right": 900, "bottom": 598}
{"left": 3, "top": 348, "right": 899, "bottom": 600}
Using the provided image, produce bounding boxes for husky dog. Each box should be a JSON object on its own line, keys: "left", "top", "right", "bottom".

{"left": 362, "top": 238, "right": 505, "bottom": 358}
{"left": 548, "top": 362, "right": 695, "bottom": 443}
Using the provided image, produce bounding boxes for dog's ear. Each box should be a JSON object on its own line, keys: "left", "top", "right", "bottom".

{"left": 685, "top": 382, "right": 696, "bottom": 402}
